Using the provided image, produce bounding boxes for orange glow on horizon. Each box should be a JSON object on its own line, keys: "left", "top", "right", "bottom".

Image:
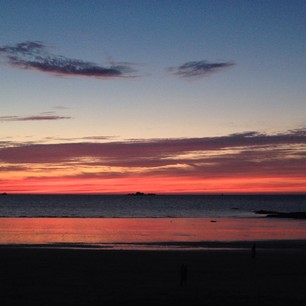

{"left": 1, "top": 175, "right": 305, "bottom": 194}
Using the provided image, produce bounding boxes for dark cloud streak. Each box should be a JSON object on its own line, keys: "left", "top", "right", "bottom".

{"left": 169, "top": 60, "right": 235, "bottom": 78}
{"left": 0, "top": 115, "right": 72, "bottom": 122}
{"left": 0, "top": 41, "right": 137, "bottom": 78}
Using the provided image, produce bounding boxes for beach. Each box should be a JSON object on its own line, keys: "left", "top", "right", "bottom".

{"left": 1, "top": 242, "right": 306, "bottom": 305}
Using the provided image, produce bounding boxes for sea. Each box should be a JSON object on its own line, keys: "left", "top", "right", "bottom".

{"left": 0, "top": 194, "right": 305, "bottom": 250}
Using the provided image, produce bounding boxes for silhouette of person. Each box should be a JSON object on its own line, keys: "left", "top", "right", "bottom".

{"left": 180, "top": 264, "right": 188, "bottom": 286}
{"left": 251, "top": 243, "right": 256, "bottom": 258}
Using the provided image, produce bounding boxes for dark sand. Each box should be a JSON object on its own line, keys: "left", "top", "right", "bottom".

{"left": 0, "top": 242, "right": 306, "bottom": 305}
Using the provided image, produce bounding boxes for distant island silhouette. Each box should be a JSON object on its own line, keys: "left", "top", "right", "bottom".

{"left": 128, "top": 192, "right": 156, "bottom": 196}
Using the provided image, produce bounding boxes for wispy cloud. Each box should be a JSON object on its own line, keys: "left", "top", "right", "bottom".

{"left": 0, "top": 115, "right": 72, "bottom": 122}
{"left": 169, "top": 60, "right": 235, "bottom": 78}
{"left": 0, "top": 41, "right": 137, "bottom": 78}
{"left": 41, "top": 135, "right": 117, "bottom": 143}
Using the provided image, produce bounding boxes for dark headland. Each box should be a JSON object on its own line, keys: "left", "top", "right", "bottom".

{"left": 255, "top": 210, "right": 306, "bottom": 219}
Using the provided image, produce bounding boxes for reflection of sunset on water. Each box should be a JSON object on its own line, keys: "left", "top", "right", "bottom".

{"left": 0, "top": 218, "right": 305, "bottom": 246}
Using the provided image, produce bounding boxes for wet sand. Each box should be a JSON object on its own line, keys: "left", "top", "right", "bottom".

{"left": 0, "top": 242, "right": 306, "bottom": 305}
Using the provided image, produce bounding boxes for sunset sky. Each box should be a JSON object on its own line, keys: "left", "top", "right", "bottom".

{"left": 1, "top": 0, "right": 306, "bottom": 194}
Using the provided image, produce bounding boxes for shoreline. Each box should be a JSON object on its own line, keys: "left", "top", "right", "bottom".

{"left": 1, "top": 239, "right": 305, "bottom": 251}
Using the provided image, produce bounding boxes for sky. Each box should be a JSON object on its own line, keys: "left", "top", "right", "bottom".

{"left": 0, "top": 0, "right": 306, "bottom": 194}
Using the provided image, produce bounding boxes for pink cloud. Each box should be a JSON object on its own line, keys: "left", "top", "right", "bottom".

{"left": 0, "top": 130, "right": 305, "bottom": 181}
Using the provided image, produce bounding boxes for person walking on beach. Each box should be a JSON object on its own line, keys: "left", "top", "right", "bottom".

{"left": 180, "top": 264, "right": 188, "bottom": 286}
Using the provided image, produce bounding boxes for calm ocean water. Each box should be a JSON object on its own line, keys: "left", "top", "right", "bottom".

{"left": 0, "top": 194, "right": 306, "bottom": 218}
{"left": 0, "top": 194, "right": 305, "bottom": 248}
